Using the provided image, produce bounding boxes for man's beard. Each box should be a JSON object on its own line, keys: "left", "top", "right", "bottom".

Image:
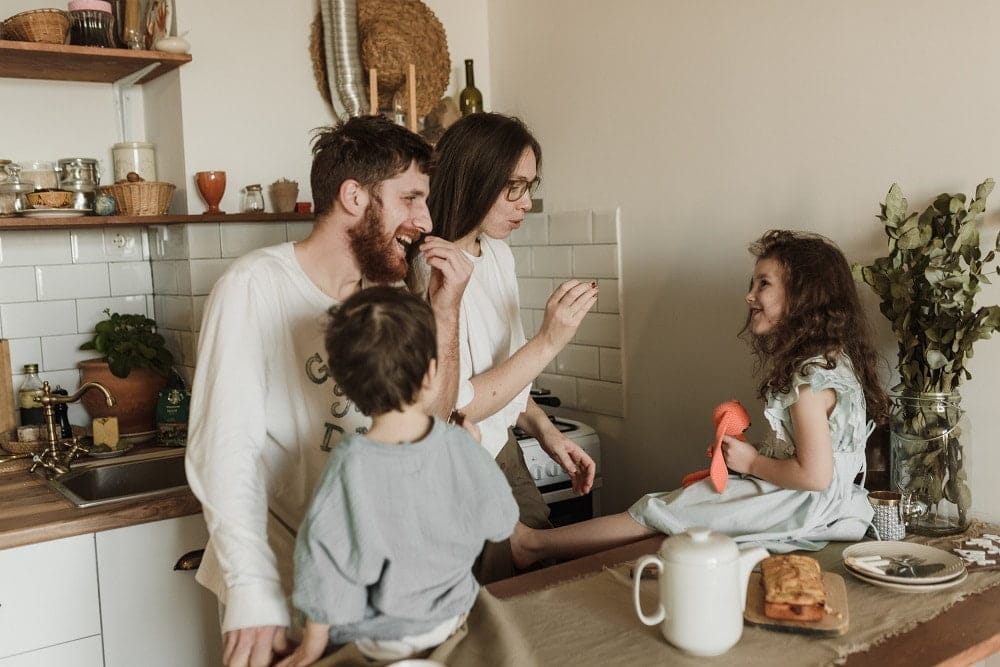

{"left": 348, "top": 198, "right": 409, "bottom": 284}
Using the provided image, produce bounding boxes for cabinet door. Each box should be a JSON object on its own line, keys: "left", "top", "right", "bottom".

{"left": 0, "top": 534, "right": 101, "bottom": 659}
{"left": 0, "top": 636, "right": 103, "bottom": 667}
{"left": 96, "top": 514, "right": 223, "bottom": 667}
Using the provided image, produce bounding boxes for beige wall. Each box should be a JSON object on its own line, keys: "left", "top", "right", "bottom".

{"left": 486, "top": 0, "right": 1000, "bottom": 521}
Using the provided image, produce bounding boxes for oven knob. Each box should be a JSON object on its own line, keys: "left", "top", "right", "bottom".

{"left": 546, "top": 463, "right": 559, "bottom": 477}
{"left": 532, "top": 466, "right": 542, "bottom": 481}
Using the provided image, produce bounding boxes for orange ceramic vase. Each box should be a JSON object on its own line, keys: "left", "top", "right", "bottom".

{"left": 195, "top": 170, "right": 226, "bottom": 214}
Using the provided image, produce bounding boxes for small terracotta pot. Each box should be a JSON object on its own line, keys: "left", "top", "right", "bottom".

{"left": 270, "top": 182, "right": 299, "bottom": 213}
{"left": 78, "top": 358, "right": 169, "bottom": 437}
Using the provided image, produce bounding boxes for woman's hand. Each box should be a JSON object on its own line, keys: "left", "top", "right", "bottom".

{"left": 222, "top": 625, "right": 289, "bottom": 667}
{"left": 274, "top": 622, "right": 330, "bottom": 667}
{"left": 540, "top": 432, "right": 597, "bottom": 495}
{"left": 420, "top": 236, "right": 473, "bottom": 313}
{"left": 720, "top": 435, "right": 758, "bottom": 475}
{"left": 537, "top": 280, "right": 599, "bottom": 351}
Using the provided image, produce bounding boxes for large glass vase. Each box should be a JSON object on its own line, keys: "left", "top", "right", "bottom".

{"left": 890, "top": 392, "right": 971, "bottom": 536}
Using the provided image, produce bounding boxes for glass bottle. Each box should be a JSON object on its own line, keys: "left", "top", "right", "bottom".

{"left": 459, "top": 59, "right": 483, "bottom": 116}
{"left": 243, "top": 184, "right": 265, "bottom": 213}
{"left": 122, "top": 0, "right": 143, "bottom": 49}
{"left": 17, "top": 364, "right": 45, "bottom": 426}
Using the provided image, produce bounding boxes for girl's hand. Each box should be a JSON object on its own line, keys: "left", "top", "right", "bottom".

{"left": 538, "top": 280, "right": 599, "bottom": 351}
{"left": 720, "top": 435, "right": 758, "bottom": 475}
{"left": 274, "top": 621, "right": 329, "bottom": 667}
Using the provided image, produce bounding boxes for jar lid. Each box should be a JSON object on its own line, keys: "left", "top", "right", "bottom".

{"left": 246, "top": 184, "right": 262, "bottom": 190}
{"left": 23, "top": 364, "right": 39, "bottom": 373}
{"left": 0, "top": 180, "right": 36, "bottom": 193}
{"left": 57, "top": 157, "right": 99, "bottom": 166}
{"left": 68, "top": 0, "right": 112, "bottom": 12}
{"left": 112, "top": 142, "right": 155, "bottom": 149}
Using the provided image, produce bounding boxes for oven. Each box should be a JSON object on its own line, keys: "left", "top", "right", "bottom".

{"left": 514, "top": 417, "right": 602, "bottom": 527}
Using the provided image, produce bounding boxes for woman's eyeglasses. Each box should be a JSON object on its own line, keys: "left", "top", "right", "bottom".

{"left": 505, "top": 177, "right": 541, "bottom": 202}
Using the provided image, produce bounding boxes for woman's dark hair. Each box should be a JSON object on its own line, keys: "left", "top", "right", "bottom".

{"left": 741, "top": 230, "right": 889, "bottom": 423}
{"left": 428, "top": 112, "right": 542, "bottom": 242}
{"left": 325, "top": 286, "right": 437, "bottom": 417}
{"left": 310, "top": 115, "right": 432, "bottom": 217}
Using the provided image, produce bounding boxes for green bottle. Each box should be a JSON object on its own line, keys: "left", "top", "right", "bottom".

{"left": 459, "top": 59, "right": 483, "bottom": 116}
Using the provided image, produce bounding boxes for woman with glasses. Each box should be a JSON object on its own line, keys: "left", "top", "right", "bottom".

{"left": 415, "top": 112, "right": 600, "bottom": 583}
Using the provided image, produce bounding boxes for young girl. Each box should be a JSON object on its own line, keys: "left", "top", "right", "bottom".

{"left": 512, "top": 230, "right": 889, "bottom": 565}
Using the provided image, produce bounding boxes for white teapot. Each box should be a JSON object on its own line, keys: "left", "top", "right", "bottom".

{"left": 632, "top": 527, "right": 768, "bottom": 656}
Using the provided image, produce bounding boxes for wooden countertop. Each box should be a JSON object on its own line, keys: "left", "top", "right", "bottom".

{"left": 0, "top": 447, "right": 201, "bottom": 550}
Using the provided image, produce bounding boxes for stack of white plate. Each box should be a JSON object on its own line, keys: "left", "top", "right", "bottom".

{"left": 842, "top": 542, "right": 967, "bottom": 593}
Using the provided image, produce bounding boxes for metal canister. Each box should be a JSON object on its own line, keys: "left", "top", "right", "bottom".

{"left": 57, "top": 158, "right": 101, "bottom": 211}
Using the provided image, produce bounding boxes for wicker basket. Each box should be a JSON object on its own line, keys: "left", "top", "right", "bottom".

{"left": 101, "top": 181, "right": 175, "bottom": 216}
{"left": 2, "top": 9, "right": 70, "bottom": 44}
{"left": 0, "top": 424, "right": 88, "bottom": 455}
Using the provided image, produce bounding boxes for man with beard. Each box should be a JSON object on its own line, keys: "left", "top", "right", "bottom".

{"left": 185, "top": 116, "right": 472, "bottom": 667}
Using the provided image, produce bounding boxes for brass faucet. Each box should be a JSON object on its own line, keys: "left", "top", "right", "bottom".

{"left": 28, "top": 381, "right": 116, "bottom": 477}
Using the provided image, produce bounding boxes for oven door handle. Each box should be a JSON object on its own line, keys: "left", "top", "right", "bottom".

{"left": 541, "top": 478, "right": 603, "bottom": 504}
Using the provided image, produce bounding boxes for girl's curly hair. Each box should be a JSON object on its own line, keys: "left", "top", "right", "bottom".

{"left": 741, "top": 230, "right": 889, "bottom": 424}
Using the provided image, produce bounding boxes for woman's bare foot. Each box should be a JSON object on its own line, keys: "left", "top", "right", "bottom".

{"left": 510, "top": 521, "right": 541, "bottom": 570}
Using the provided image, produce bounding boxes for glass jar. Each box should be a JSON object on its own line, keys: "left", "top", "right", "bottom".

{"left": 111, "top": 141, "right": 156, "bottom": 182}
{"left": 890, "top": 392, "right": 972, "bottom": 535}
{"left": 17, "top": 364, "right": 46, "bottom": 426}
{"left": 19, "top": 161, "right": 58, "bottom": 190}
{"left": 242, "top": 184, "right": 265, "bottom": 213}
{"left": 69, "top": 1, "right": 116, "bottom": 48}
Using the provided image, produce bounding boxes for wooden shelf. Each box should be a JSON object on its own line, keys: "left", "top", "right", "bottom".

{"left": 0, "top": 40, "right": 190, "bottom": 84}
{"left": 0, "top": 212, "right": 315, "bottom": 230}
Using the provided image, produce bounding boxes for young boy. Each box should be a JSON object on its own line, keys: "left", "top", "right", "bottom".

{"left": 278, "top": 286, "right": 519, "bottom": 666}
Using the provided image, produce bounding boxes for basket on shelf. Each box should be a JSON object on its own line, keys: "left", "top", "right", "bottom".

{"left": 101, "top": 181, "right": 175, "bottom": 216}
{"left": 2, "top": 8, "right": 70, "bottom": 44}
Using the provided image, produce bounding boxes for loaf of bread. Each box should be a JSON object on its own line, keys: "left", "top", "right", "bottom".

{"left": 761, "top": 555, "right": 827, "bottom": 622}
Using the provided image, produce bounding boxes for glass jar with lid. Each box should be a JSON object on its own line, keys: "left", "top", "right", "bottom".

{"left": 242, "top": 184, "right": 265, "bottom": 213}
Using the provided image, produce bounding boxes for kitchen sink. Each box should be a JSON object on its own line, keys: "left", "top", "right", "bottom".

{"left": 43, "top": 454, "right": 189, "bottom": 508}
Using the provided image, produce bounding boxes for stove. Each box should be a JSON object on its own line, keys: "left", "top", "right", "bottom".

{"left": 514, "top": 416, "right": 602, "bottom": 525}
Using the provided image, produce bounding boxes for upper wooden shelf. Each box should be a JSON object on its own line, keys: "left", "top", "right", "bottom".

{"left": 0, "top": 212, "right": 315, "bottom": 230}
{"left": 0, "top": 40, "right": 191, "bottom": 84}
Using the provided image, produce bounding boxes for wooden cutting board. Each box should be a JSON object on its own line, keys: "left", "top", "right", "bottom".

{"left": 744, "top": 571, "right": 849, "bottom": 636}
{"left": 0, "top": 340, "right": 15, "bottom": 434}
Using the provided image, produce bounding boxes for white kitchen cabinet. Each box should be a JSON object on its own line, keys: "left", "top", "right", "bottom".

{"left": 96, "top": 515, "right": 222, "bottom": 667}
{"left": 0, "top": 636, "right": 103, "bottom": 667}
{"left": 0, "top": 533, "right": 102, "bottom": 661}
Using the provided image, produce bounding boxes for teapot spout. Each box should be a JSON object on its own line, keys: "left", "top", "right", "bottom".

{"left": 737, "top": 546, "right": 769, "bottom": 610}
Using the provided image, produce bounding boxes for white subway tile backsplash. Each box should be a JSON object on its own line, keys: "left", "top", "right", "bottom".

{"left": 8, "top": 337, "right": 42, "bottom": 374}
{"left": 109, "top": 262, "right": 153, "bottom": 296}
{"left": 178, "top": 330, "right": 197, "bottom": 366}
{"left": 592, "top": 209, "right": 618, "bottom": 244}
{"left": 549, "top": 210, "right": 593, "bottom": 245}
{"left": 0, "top": 300, "right": 78, "bottom": 338}
{"left": 536, "top": 373, "right": 577, "bottom": 408}
{"left": 101, "top": 227, "right": 145, "bottom": 262}
{"left": 573, "top": 245, "right": 618, "bottom": 278}
{"left": 520, "top": 308, "right": 539, "bottom": 338}
{"left": 0, "top": 230, "right": 73, "bottom": 266}
{"left": 151, "top": 260, "right": 180, "bottom": 295}
{"left": 517, "top": 277, "right": 554, "bottom": 309}
{"left": 575, "top": 312, "right": 621, "bottom": 348}
{"left": 597, "top": 279, "right": 619, "bottom": 313}
{"left": 190, "top": 258, "right": 231, "bottom": 295}
{"left": 70, "top": 229, "right": 109, "bottom": 264}
{"left": 509, "top": 213, "right": 548, "bottom": 246}
{"left": 192, "top": 296, "right": 208, "bottom": 332}
{"left": 556, "top": 344, "right": 600, "bottom": 379}
{"left": 286, "top": 222, "right": 313, "bottom": 243}
{"left": 220, "top": 223, "right": 286, "bottom": 258}
{"left": 511, "top": 246, "right": 531, "bottom": 276}
{"left": 531, "top": 245, "right": 573, "bottom": 277}
{"left": 36, "top": 264, "right": 109, "bottom": 301}
{"left": 0, "top": 267, "right": 37, "bottom": 302}
{"left": 155, "top": 295, "right": 195, "bottom": 331}
{"left": 148, "top": 224, "right": 189, "bottom": 260}
{"left": 577, "top": 378, "right": 623, "bottom": 417}
{"left": 41, "top": 333, "right": 95, "bottom": 371}
{"left": 599, "top": 348, "right": 622, "bottom": 382}
{"left": 77, "top": 295, "right": 148, "bottom": 332}
{"left": 187, "top": 224, "right": 222, "bottom": 259}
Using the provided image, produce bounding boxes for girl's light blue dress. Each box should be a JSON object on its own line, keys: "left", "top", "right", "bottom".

{"left": 629, "top": 356, "right": 874, "bottom": 553}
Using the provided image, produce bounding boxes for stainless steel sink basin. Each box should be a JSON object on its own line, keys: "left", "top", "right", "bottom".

{"left": 43, "top": 455, "right": 188, "bottom": 508}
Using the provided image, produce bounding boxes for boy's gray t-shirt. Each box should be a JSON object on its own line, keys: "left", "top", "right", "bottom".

{"left": 292, "top": 417, "right": 519, "bottom": 644}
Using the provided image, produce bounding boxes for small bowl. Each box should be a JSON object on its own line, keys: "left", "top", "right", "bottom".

{"left": 26, "top": 189, "right": 73, "bottom": 209}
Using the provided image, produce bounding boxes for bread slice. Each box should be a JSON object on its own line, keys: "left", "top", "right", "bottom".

{"left": 761, "top": 555, "right": 826, "bottom": 622}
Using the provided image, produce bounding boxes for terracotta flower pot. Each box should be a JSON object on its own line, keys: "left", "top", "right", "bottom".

{"left": 78, "top": 358, "right": 169, "bottom": 439}
{"left": 270, "top": 181, "right": 299, "bottom": 213}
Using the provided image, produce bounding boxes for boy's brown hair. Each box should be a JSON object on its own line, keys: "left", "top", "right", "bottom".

{"left": 325, "top": 286, "right": 437, "bottom": 417}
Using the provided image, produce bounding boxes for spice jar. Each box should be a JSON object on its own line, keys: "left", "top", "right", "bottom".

{"left": 243, "top": 184, "right": 265, "bottom": 213}
{"left": 17, "top": 364, "right": 45, "bottom": 426}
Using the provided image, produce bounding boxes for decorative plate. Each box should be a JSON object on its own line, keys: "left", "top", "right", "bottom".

{"left": 88, "top": 443, "right": 134, "bottom": 459}
{"left": 20, "top": 207, "right": 88, "bottom": 218}
{"left": 844, "top": 565, "right": 968, "bottom": 594}
{"left": 842, "top": 541, "right": 966, "bottom": 585}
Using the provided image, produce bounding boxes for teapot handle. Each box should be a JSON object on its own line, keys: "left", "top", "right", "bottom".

{"left": 632, "top": 554, "right": 666, "bottom": 626}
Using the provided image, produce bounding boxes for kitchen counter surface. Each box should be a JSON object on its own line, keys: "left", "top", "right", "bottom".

{"left": 0, "top": 446, "right": 201, "bottom": 550}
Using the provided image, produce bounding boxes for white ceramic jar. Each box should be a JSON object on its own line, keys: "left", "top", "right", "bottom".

{"left": 111, "top": 142, "right": 156, "bottom": 182}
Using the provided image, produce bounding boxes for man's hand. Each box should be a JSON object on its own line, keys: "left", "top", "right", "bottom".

{"left": 222, "top": 625, "right": 289, "bottom": 667}
{"left": 275, "top": 621, "right": 330, "bottom": 667}
{"left": 420, "top": 236, "right": 472, "bottom": 312}
{"left": 539, "top": 432, "right": 596, "bottom": 495}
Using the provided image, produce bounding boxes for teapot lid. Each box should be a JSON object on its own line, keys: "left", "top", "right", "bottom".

{"left": 660, "top": 527, "right": 740, "bottom": 565}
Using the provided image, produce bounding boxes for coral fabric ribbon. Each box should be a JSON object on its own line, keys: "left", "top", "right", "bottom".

{"left": 680, "top": 400, "right": 752, "bottom": 493}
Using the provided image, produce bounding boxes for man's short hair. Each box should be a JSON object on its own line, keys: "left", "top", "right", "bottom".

{"left": 310, "top": 115, "right": 432, "bottom": 217}
{"left": 325, "top": 286, "right": 437, "bottom": 417}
